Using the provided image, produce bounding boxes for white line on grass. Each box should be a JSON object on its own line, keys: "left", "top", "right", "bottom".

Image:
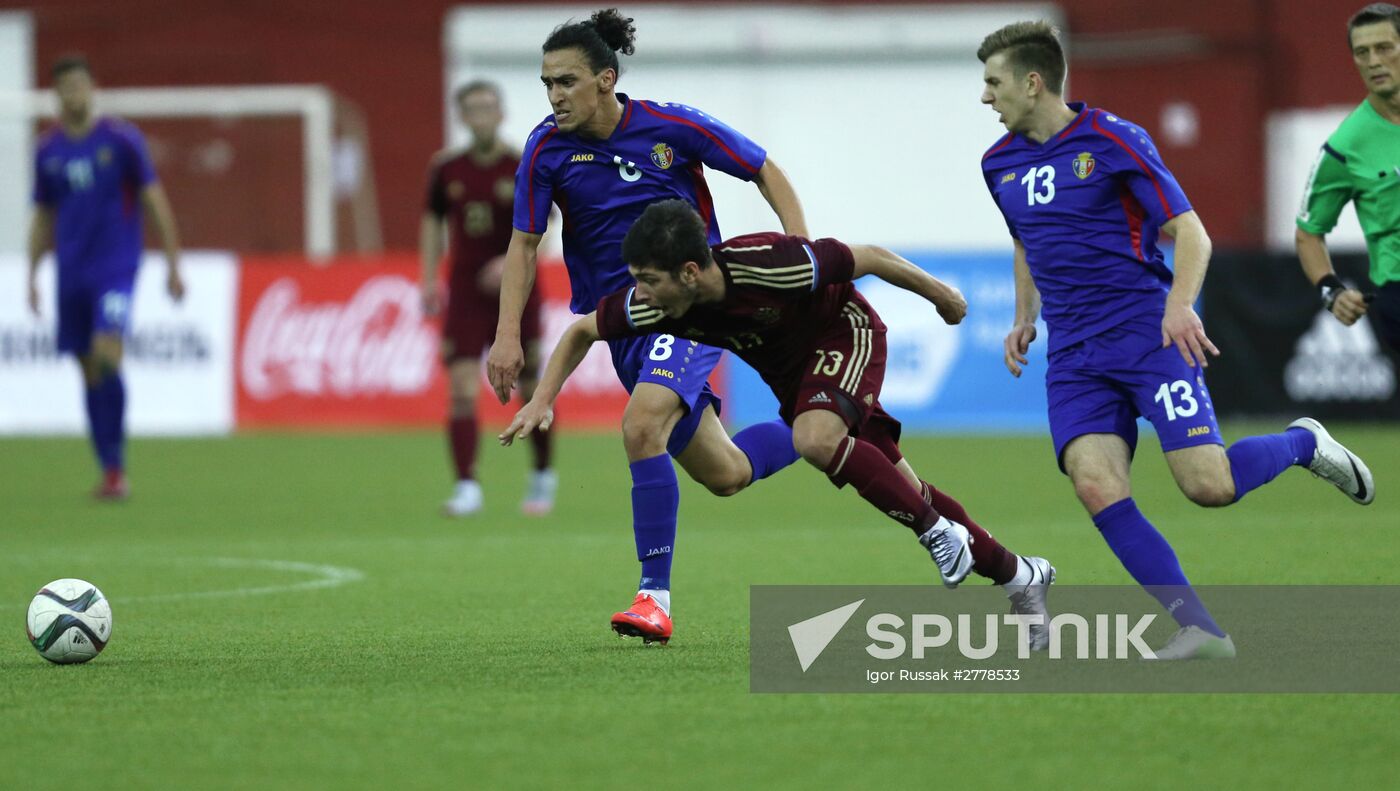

{"left": 115, "top": 558, "right": 366, "bottom": 604}
{"left": 6, "top": 558, "right": 365, "bottom": 608}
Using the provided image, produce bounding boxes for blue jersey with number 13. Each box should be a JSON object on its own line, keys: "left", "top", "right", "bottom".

{"left": 981, "top": 102, "right": 1193, "bottom": 355}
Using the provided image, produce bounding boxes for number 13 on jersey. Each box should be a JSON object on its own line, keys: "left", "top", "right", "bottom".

{"left": 1022, "top": 165, "right": 1056, "bottom": 205}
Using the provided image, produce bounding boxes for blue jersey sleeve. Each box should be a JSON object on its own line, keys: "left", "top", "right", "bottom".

{"left": 1091, "top": 111, "right": 1191, "bottom": 225}
{"left": 513, "top": 121, "right": 560, "bottom": 234}
{"left": 982, "top": 167, "right": 1018, "bottom": 240}
{"left": 115, "top": 121, "right": 157, "bottom": 190}
{"left": 980, "top": 134, "right": 1019, "bottom": 240}
{"left": 635, "top": 101, "right": 766, "bottom": 181}
{"left": 32, "top": 141, "right": 54, "bottom": 207}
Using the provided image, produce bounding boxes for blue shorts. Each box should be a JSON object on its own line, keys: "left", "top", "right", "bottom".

{"left": 1045, "top": 321, "right": 1223, "bottom": 473}
{"left": 608, "top": 333, "right": 724, "bottom": 458}
{"left": 56, "top": 276, "right": 137, "bottom": 356}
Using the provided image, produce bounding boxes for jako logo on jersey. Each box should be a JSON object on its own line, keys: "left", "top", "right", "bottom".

{"left": 1073, "top": 152, "right": 1096, "bottom": 179}
{"left": 1186, "top": 426, "right": 1212, "bottom": 438}
{"left": 570, "top": 153, "right": 595, "bottom": 162}
{"left": 651, "top": 143, "right": 674, "bottom": 170}
{"left": 808, "top": 392, "right": 832, "bottom": 404}
{"left": 1001, "top": 171, "right": 1017, "bottom": 184}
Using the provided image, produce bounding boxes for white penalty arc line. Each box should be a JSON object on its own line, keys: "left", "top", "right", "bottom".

{"left": 6, "top": 558, "right": 366, "bottom": 609}
{"left": 113, "top": 558, "right": 366, "bottom": 604}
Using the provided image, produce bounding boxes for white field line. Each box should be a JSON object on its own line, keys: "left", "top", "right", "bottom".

{"left": 9, "top": 558, "right": 365, "bottom": 608}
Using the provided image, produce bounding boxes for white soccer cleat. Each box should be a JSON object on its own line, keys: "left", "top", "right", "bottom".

{"left": 1288, "top": 417, "right": 1374, "bottom": 505}
{"left": 521, "top": 469, "right": 558, "bottom": 516}
{"left": 918, "top": 518, "right": 974, "bottom": 589}
{"left": 1006, "top": 556, "right": 1056, "bottom": 651}
{"left": 1143, "top": 625, "right": 1236, "bottom": 660}
{"left": 443, "top": 480, "right": 483, "bottom": 517}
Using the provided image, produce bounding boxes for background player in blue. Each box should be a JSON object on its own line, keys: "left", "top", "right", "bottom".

{"left": 26, "top": 56, "right": 184, "bottom": 500}
{"left": 978, "top": 22, "right": 1376, "bottom": 659}
{"left": 485, "top": 9, "right": 808, "bottom": 638}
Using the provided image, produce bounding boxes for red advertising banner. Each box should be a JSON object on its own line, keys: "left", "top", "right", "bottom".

{"left": 234, "top": 255, "right": 631, "bottom": 429}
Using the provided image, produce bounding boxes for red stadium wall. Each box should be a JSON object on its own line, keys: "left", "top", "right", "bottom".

{"left": 18, "top": 0, "right": 1367, "bottom": 251}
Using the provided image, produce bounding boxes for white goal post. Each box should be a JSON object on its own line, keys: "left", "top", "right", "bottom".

{"left": 12, "top": 85, "right": 338, "bottom": 258}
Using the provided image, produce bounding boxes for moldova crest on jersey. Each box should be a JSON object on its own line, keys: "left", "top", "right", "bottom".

{"left": 651, "top": 143, "right": 675, "bottom": 170}
{"left": 1073, "top": 152, "right": 1096, "bottom": 180}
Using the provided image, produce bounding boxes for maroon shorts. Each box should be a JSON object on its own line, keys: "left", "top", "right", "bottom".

{"left": 782, "top": 311, "right": 903, "bottom": 463}
{"left": 441, "top": 286, "right": 543, "bottom": 362}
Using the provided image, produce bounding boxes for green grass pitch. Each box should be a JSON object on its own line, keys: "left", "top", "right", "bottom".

{"left": 2, "top": 423, "right": 1396, "bottom": 789}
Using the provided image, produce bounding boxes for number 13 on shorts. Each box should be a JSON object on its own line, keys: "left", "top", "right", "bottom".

{"left": 1153, "top": 378, "right": 1199, "bottom": 421}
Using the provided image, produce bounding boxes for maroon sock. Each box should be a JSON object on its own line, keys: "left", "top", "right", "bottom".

{"left": 825, "top": 436, "right": 937, "bottom": 536}
{"left": 448, "top": 416, "right": 478, "bottom": 480}
{"left": 529, "top": 423, "right": 552, "bottom": 471}
{"left": 921, "top": 480, "right": 1018, "bottom": 584}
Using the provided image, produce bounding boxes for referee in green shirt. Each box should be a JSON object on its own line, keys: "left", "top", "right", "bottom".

{"left": 1297, "top": 3, "right": 1400, "bottom": 350}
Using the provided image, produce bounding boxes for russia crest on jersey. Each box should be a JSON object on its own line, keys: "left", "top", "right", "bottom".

{"left": 651, "top": 143, "right": 674, "bottom": 170}
{"left": 1072, "top": 152, "right": 1096, "bottom": 179}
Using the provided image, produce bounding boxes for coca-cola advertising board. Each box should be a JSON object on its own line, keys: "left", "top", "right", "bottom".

{"left": 235, "top": 256, "right": 632, "bottom": 428}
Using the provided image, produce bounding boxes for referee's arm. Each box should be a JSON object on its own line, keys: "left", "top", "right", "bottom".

{"left": 1296, "top": 227, "right": 1367, "bottom": 326}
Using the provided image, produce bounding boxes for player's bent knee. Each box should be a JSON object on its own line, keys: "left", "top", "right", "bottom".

{"left": 449, "top": 396, "right": 477, "bottom": 419}
{"left": 792, "top": 427, "right": 842, "bottom": 469}
{"left": 700, "top": 471, "right": 747, "bottom": 498}
{"left": 621, "top": 410, "right": 672, "bottom": 458}
{"left": 1073, "top": 477, "right": 1129, "bottom": 514}
{"left": 1181, "top": 477, "right": 1235, "bottom": 508}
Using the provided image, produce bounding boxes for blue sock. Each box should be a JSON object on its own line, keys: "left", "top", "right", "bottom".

{"left": 83, "top": 381, "right": 106, "bottom": 470}
{"left": 1092, "top": 498, "right": 1225, "bottom": 637}
{"left": 88, "top": 372, "right": 127, "bottom": 472}
{"left": 732, "top": 419, "right": 800, "bottom": 484}
{"left": 631, "top": 454, "right": 679, "bottom": 591}
{"left": 1226, "top": 428, "right": 1316, "bottom": 502}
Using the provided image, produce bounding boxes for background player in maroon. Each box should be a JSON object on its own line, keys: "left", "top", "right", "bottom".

{"left": 421, "top": 81, "right": 554, "bottom": 517}
{"left": 501, "top": 200, "right": 1056, "bottom": 648}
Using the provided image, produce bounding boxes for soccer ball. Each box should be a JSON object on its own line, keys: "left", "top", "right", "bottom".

{"left": 26, "top": 578, "right": 113, "bottom": 664}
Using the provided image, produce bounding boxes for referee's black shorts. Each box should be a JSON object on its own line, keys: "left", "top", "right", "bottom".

{"left": 1370, "top": 281, "right": 1400, "bottom": 352}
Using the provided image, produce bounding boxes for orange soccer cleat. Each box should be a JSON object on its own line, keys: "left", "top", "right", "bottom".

{"left": 610, "top": 593, "right": 672, "bottom": 645}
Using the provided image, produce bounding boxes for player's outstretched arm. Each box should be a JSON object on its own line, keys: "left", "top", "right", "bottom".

{"left": 1160, "top": 210, "right": 1221, "bottom": 368}
{"left": 1005, "top": 240, "right": 1039, "bottom": 378}
{"left": 753, "top": 158, "right": 809, "bottom": 238}
{"left": 1296, "top": 227, "right": 1368, "bottom": 326}
{"left": 487, "top": 229, "right": 544, "bottom": 404}
{"left": 25, "top": 207, "right": 53, "bottom": 316}
{"left": 849, "top": 244, "right": 966, "bottom": 324}
{"left": 499, "top": 313, "right": 601, "bottom": 446}
{"left": 140, "top": 184, "right": 184, "bottom": 302}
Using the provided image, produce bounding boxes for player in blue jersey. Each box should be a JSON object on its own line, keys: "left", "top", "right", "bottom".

{"left": 27, "top": 56, "right": 184, "bottom": 500}
{"left": 977, "top": 22, "right": 1375, "bottom": 659}
{"left": 485, "top": 9, "right": 808, "bottom": 642}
